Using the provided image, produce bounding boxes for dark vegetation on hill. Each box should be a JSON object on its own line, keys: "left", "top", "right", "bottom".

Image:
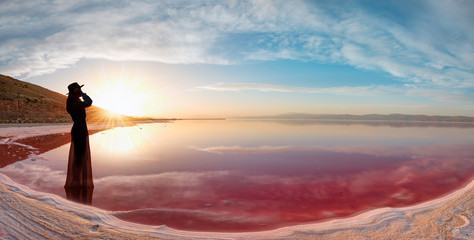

{"left": 0, "top": 74, "right": 141, "bottom": 123}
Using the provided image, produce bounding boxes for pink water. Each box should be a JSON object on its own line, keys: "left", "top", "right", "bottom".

{"left": 1, "top": 120, "right": 474, "bottom": 231}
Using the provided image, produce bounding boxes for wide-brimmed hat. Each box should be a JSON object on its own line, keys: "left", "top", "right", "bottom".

{"left": 67, "top": 82, "right": 84, "bottom": 93}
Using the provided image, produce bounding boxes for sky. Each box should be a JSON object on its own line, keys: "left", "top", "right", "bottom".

{"left": 1, "top": 0, "right": 474, "bottom": 118}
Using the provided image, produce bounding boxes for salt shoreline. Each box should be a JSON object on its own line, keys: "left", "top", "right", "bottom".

{"left": 0, "top": 124, "right": 473, "bottom": 239}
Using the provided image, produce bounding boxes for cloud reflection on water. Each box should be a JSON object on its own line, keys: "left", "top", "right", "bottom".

{"left": 98, "top": 143, "right": 473, "bottom": 231}
{"left": 2, "top": 142, "right": 472, "bottom": 231}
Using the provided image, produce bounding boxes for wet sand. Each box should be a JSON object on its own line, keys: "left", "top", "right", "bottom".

{"left": 0, "top": 124, "right": 472, "bottom": 239}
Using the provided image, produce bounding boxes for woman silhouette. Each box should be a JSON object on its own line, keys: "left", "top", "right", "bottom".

{"left": 65, "top": 82, "right": 94, "bottom": 189}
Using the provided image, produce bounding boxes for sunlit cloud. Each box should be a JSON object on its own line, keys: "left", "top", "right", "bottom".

{"left": 198, "top": 82, "right": 383, "bottom": 96}
{"left": 198, "top": 82, "right": 474, "bottom": 104}
{"left": 1, "top": 0, "right": 473, "bottom": 90}
{"left": 190, "top": 145, "right": 388, "bottom": 155}
{"left": 191, "top": 143, "right": 474, "bottom": 158}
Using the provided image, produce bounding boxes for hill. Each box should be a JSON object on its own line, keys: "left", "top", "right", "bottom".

{"left": 0, "top": 74, "right": 136, "bottom": 123}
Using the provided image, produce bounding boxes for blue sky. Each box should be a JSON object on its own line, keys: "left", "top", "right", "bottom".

{"left": 1, "top": 0, "right": 474, "bottom": 117}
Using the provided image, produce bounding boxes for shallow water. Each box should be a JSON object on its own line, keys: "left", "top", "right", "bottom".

{"left": 1, "top": 120, "right": 474, "bottom": 231}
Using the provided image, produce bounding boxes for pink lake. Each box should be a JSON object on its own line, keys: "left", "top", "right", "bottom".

{"left": 1, "top": 120, "right": 474, "bottom": 232}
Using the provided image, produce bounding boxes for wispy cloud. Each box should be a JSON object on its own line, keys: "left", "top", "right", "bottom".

{"left": 191, "top": 143, "right": 474, "bottom": 158}
{"left": 197, "top": 82, "right": 474, "bottom": 103}
{"left": 198, "top": 82, "right": 380, "bottom": 96}
{"left": 0, "top": 0, "right": 473, "bottom": 89}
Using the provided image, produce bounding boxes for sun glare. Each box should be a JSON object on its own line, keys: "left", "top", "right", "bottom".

{"left": 93, "top": 126, "right": 148, "bottom": 155}
{"left": 90, "top": 76, "right": 149, "bottom": 117}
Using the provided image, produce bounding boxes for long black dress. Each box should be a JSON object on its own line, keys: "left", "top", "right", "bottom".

{"left": 65, "top": 93, "right": 93, "bottom": 189}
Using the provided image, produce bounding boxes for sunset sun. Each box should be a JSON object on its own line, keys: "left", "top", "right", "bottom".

{"left": 90, "top": 77, "right": 149, "bottom": 117}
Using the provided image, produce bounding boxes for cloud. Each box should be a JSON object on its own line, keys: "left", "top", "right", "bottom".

{"left": 0, "top": 1, "right": 224, "bottom": 77}
{"left": 198, "top": 82, "right": 388, "bottom": 95}
{"left": 191, "top": 143, "right": 474, "bottom": 162}
{"left": 191, "top": 145, "right": 328, "bottom": 155}
{"left": 197, "top": 82, "right": 474, "bottom": 103}
{"left": 0, "top": 0, "right": 473, "bottom": 89}
{"left": 0, "top": 161, "right": 65, "bottom": 188}
{"left": 404, "top": 87, "right": 474, "bottom": 103}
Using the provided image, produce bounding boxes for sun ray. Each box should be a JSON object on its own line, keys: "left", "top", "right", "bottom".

{"left": 88, "top": 65, "right": 155, "bottom": 118}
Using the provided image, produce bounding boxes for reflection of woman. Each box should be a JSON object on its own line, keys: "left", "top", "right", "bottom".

{"left": 65, "top": 82, "right": 93, "bottom": 188}
{"left": 65, "top": 185, "right": 93, "bottom": 205}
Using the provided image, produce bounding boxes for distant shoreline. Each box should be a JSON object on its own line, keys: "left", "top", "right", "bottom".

{"left": 0, "top": 117, "right": 225, "bottom": 124}
{"left": 232, "top": 113, "right": 474, "bottom": 122}
{"left": 4, "top": 113, "right": 474, "bottom": 124}
{"left": 230, "top": 117, "right": 474, "bottom": 123}
{"left": 3, "top": 117, "right": 474, "bottom": 129}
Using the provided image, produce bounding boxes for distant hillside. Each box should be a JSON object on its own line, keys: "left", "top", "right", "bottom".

{"left": 0, "top": 74, "right": 135, "bottom": 123}
{"left": 234, "top": 113, "right": 474, "bottom": 123}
